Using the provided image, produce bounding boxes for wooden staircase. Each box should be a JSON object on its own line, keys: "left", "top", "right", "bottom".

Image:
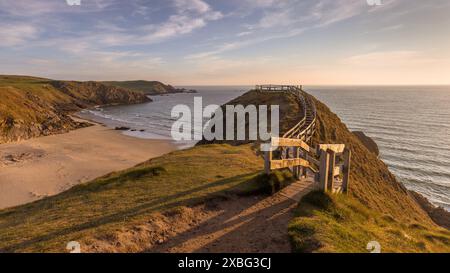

{"left": 259, "top": 85, "right": 351, "bottom": 200}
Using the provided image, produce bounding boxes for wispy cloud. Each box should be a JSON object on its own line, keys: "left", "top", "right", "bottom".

{"left": 343, "top": 50, "right": 441, "bottom": 67}
{"left": 0, "top": 0, "right": 449, "bottom": 84}
{"left": 138, "top": 0, "right": 223, "bottom": 43}
{"left": 79, "top": 0, "right": 223, "bottom": 47}
{"left": 0, "top": 0, "right": 65, "bottom": 16}
{"left": 0, "top": 23, "right": 38, "bottom": 46}
{"left": 246, "top": 0, "right": 367, "bottom": 30}
{"left": 185, "top": 27, "right": 306, "bottom": 59}
{"left": 187, "top": 0, "right": 370, "bottom": 60}
{"left": 0, "top": 0, "right": 119, "bottom": 16}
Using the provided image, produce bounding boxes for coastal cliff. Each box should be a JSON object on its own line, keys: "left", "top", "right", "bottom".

{"left": 0, "top": 76, "right": 151, "bottom": 143}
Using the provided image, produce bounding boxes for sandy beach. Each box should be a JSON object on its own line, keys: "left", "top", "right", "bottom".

{"left": 0, "top": 119, "right": 177, "bottom": 210}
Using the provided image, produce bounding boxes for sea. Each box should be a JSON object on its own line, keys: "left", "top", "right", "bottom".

{"left": 78, "top": 85, "right": 450, "bottom": 211}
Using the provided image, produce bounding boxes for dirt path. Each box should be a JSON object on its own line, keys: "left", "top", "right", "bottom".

{"left": 147, "top": 193, "right": 299, "bottom": 253}
{"left": 83, "top": 181, "right": 315, "bottom": 253}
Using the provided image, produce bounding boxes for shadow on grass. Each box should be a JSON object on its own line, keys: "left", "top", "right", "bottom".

{"left": 146, "top": 191, "right": 297, "bottom": 253}
{"left": 0, "top": 171, "right": 265, "bottom": 252}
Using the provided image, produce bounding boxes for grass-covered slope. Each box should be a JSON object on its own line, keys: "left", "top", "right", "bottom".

{"left": 289, "top": 192, "right": 449, "bottom": 253}
{"left": 288, "top": 93, "right": 450, "bottom": 253}
{"left": 0, "top": 75, "right": 150, "bottom": 143}
{"left": 0, "top": 144, "right": 266, "bottom": 253}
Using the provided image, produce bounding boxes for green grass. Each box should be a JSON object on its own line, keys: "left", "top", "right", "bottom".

{"left": 0, "top": 144, "right": 289, "bottom": 253}
{"left": 0, "top": 76, "right": 73, "bottom": 125}
{"left": 102, "top": 80, "right": 174, "bottom": 95}
{"left": 288, "top": 191, "right": 450, "bottom": 253}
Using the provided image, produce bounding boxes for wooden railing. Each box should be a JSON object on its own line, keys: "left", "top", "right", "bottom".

{"left": 260, "top": 85, "right": 350, "bottom": 193}
{"left": 256, "top": 85, "right": 302, "bottom": 92}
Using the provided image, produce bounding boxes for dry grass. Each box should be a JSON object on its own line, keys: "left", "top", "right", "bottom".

{"left": 289, "top": 191, "right": 450, "bottom": 253}
{"left": 287, "top": 92, "right": 449, "bottom": 253}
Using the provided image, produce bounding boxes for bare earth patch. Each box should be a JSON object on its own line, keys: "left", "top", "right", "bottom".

{"left": 0, "top": 148, "right": 45, "bottom": 167}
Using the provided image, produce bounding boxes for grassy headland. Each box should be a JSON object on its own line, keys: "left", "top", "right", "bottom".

{"left": 0, "top": 75, "right": 150, "bottom": 143}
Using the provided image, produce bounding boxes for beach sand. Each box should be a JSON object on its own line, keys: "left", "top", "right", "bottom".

{"left": 0, "top": 119, "right": 177, "bottom": 210}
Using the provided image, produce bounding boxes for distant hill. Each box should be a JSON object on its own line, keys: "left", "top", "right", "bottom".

{"left": 102, "top": 80, "right": 197, "bottom": 95}
{"left": 0, "top": 75, "right": 151, "bottom": 143}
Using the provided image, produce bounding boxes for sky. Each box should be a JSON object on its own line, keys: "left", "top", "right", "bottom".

{"left": 0, "top": 0, "right": 449, "bottom": 85}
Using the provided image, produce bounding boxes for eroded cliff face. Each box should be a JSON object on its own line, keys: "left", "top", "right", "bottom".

{"left": 0, "top": 77, "right": 151, "bottom": 144}
{"left": 0, "top": 113, "right": 86, "bottom": 144}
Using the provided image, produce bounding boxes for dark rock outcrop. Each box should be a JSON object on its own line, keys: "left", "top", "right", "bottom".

{"left": 353, "top": 131, "right": 379, "bottom": 156}
{"left": 410, "top": 191, "right": 450, "bottom": 229}
{"left": 115, "top": 127, "right": 130, "bottom": 131}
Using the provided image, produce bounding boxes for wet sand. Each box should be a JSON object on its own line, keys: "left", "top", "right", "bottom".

{"left": 0, "top": 120, "right": 177, "bottom": 210}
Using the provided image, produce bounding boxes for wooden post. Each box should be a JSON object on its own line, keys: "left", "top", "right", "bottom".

{"left": 342, "top": 148, "right": 351, "bottom": 193}
{"left": 319, "top": 150, "right": 329, "bottom": 192}
{"left": 327, "top": 149, "right": 336, "bottom": 192}
{"left": 293, "top": 147, "right": 299, "bottom": 179}
{"left": 264, "top": 150, "right": 272, "bottom": 175}
{"left": 299, "top": 149, "right": 307, "bottom": 178}
{"left": 302, "top": 165, "right": 307, "bottom": 178}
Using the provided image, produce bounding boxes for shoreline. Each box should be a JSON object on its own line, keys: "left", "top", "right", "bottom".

{"left": 0, "top": 117, "right": 178, "bottom": 210}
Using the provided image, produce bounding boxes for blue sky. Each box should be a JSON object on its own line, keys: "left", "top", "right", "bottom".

{"left": 0, "top": 0, "right": 449, "bottom": 85}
